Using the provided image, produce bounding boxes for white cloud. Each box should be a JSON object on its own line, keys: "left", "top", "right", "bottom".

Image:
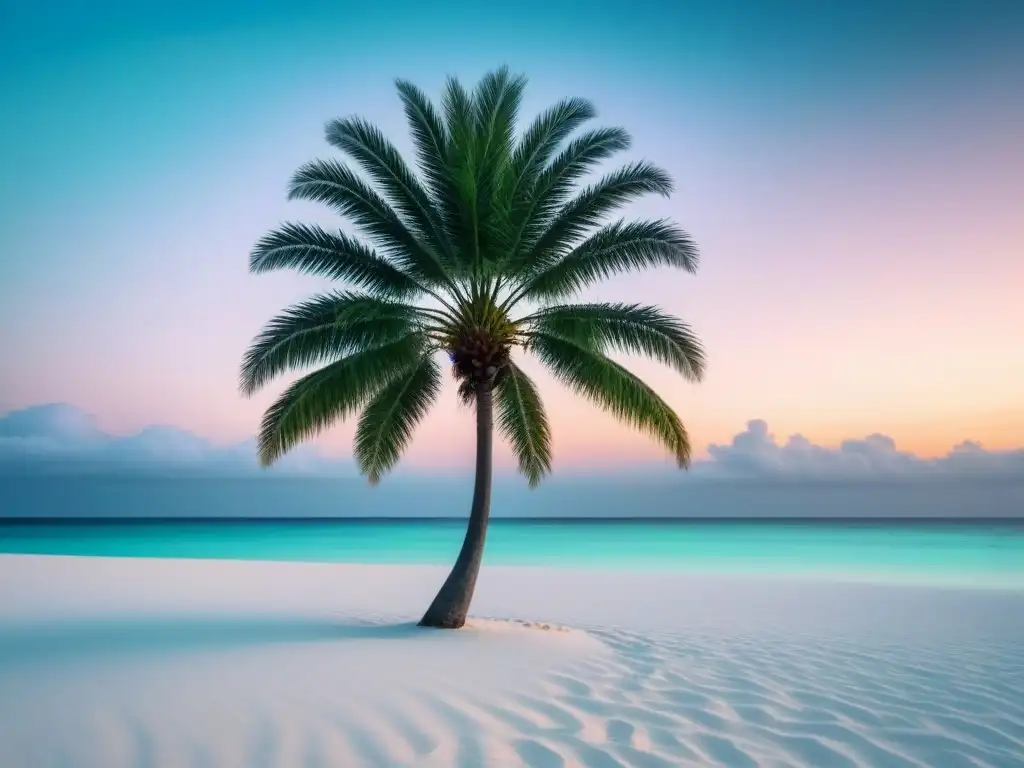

{"left": 706, "top": 419, "right": 1024, "bottom": 478}
{"left": 1, "top": 405, "right": 1022, "bottom": 479}
{"left": 0, "top": 403, "right": 106, "bottom": 452}
{"left": 0, "top": 404, "right": 348, "bottom": 475}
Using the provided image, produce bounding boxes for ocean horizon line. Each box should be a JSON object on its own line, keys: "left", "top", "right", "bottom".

{"left": 3, "top": 516, "right": 1022, "bottom": 525}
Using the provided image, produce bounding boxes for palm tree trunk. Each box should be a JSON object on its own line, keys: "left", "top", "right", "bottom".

{"left": 418, "top": 378, "right": 494, "bottom": 629}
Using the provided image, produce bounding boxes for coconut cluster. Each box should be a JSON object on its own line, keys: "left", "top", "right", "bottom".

{"left": 449, "top": 328, "right": 511, "bottom": 390}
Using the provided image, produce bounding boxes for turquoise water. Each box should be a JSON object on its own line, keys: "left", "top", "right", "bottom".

{"left": 2, "top": 519, "right": 1023, "bottom": 590}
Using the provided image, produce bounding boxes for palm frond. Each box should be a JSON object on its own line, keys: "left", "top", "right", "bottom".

{"left": 473, "top": 67, "right": 526, "bottom": 196}
{"left": 472, "top": 67, "right": 528, "bottom": 273}
{"left": 518, "top": 219, "right": 698, "bottom": 301}
{"left": 526, "top": 162, "right": 674, "bottom": 270}
{"left": 524, "top": 303, "right": 705, "bottom": 382}
{"left": 442, "top": 75, "right": 477, "bottom": 150}
{"left": 503, "top": 97, "right": 597, "bottom": 214}
{"left": 440, "top": 75, "right": 481, "bottom": 272}
{"left": 456, "top": 376, "right": 476, "bottom": 406}
{"left": 257, "top": 334, "right": 428, "bottom": 466}
{"left": 508, "top": 127, "right": 632, "bottom": 267}
{"left": 288, "top": 159, "right": 450, "bottom": 286}
{"left": 529, "top": 332, "right": 691, "bottom": 467}
{"left": 325, "top": 117, "right": 454, "bottom": 266}
{"left": 249, "top": 222, "right": 425, "bottom": 298}
{"left": 395, "top": 79, "right": 453, "bottom": 221}
{"left": 473, "top": 67, "right": 526, "bottom": 179}
{"left": 354, "top": 353, "right": 442, "bottom": 484}
{"left": 240, "top": 292, "right": 424, "bottom": 396}
{"left": 495, "top": 361, "right": 552, "bottom": 487}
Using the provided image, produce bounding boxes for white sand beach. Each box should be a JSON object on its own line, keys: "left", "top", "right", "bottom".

{"left": 1, "top": 555, "right": 1022, "bottom": 767}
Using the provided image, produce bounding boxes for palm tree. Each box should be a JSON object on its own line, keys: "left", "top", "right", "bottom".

{"left": 241, "top": 67, "right": 705, "bottom": 628}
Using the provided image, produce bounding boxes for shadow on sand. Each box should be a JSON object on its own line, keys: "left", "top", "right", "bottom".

{"left": 0, "top": 615, "right": 429, "bottom": 666}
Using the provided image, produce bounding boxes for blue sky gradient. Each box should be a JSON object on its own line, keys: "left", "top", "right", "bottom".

{"left": 2, "top": 0, "right": 1022, "bottom": 473}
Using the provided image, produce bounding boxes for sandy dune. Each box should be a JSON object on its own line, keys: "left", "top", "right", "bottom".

{"left": 1, "top": 555, "right": 1022, "bottom": 767}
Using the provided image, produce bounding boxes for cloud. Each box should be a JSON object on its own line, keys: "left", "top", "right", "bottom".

{"left": 0, "top": 404, "right": 349, "bottom": 476}
{"left": 706, "top": 419, "right": 1024, "bottom": 479}
{"left": 0, "top": 403, "right": 106, "bottom": 450}
{"left": 1, "top": 405, "right": 1022, "bottom": 480}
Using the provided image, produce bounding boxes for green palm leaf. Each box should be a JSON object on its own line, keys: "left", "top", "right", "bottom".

{"left": 240, "top": 292, "right": 424, "bottom": 396}
{"left": 441, "top": 76, "right": 477, "bottom": 156}
{"left": 325, "top": 117, "right": 455, "bottom": 266}
{"left": 472, "top": 67, "right": 528, "bottom": 273}
{"left": 456, "top": 377, "right": 476, "bottom": 406}
{"left": 354, "top": 353, "right": 442, "bottom": 484}
{"left": 288, "top": 159, "right": 450, "bottom": 286}
{"left": 503, "top": 97, "right": 597, "bottom": 213}
{"left": 495, "top": 361, "right": 552, "bottom": 487}
{"left": 249, "top": 222, "right": 425, "bottom": 297}
{"left": 472, "top": 67, "right": 525, "bottom": 197}
{"left": 473, "top": 67, "right": 526, "bottom": 177}
{"left": 526, "top": 162, "right": 674, "bottom": 270}
{"left": 525, "top": 303, "right": 705, "bottom": 382}
{"left": 518, "top": 219, "right": 698, "bottom": 301}
{"left": 529, "top": 331, "right": 691, "bottom": 467}
{"left": 508, "top": 126, "right": 632, "bottom": 266}
{"left": 395, "top": 79, "right": 453, "bottom": 220}
{"left": 256, "top": 334, "right": 428, "bottom": 466}
{"left": 440, "top": 76, "right": 482, "bottom": 272}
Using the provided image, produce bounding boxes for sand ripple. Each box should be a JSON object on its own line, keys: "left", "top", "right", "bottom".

{"left": 1, "top": 556, "right": 1022, "bottom": 767}
{"left": 2, "top": 621, "right": 1021, "bottom": 766}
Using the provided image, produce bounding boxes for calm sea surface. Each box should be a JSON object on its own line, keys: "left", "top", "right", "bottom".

{"left": 2, "top": 519, "right": 1022, "bottom": 590}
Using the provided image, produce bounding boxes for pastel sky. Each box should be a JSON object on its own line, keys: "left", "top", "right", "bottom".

{"left": 1, "top": 0, "right": 1022, "bottom": 473}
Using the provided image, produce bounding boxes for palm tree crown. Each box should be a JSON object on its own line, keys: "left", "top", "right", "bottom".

{"left": 241, "top": 67, "right": 704, "bottom": 487}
